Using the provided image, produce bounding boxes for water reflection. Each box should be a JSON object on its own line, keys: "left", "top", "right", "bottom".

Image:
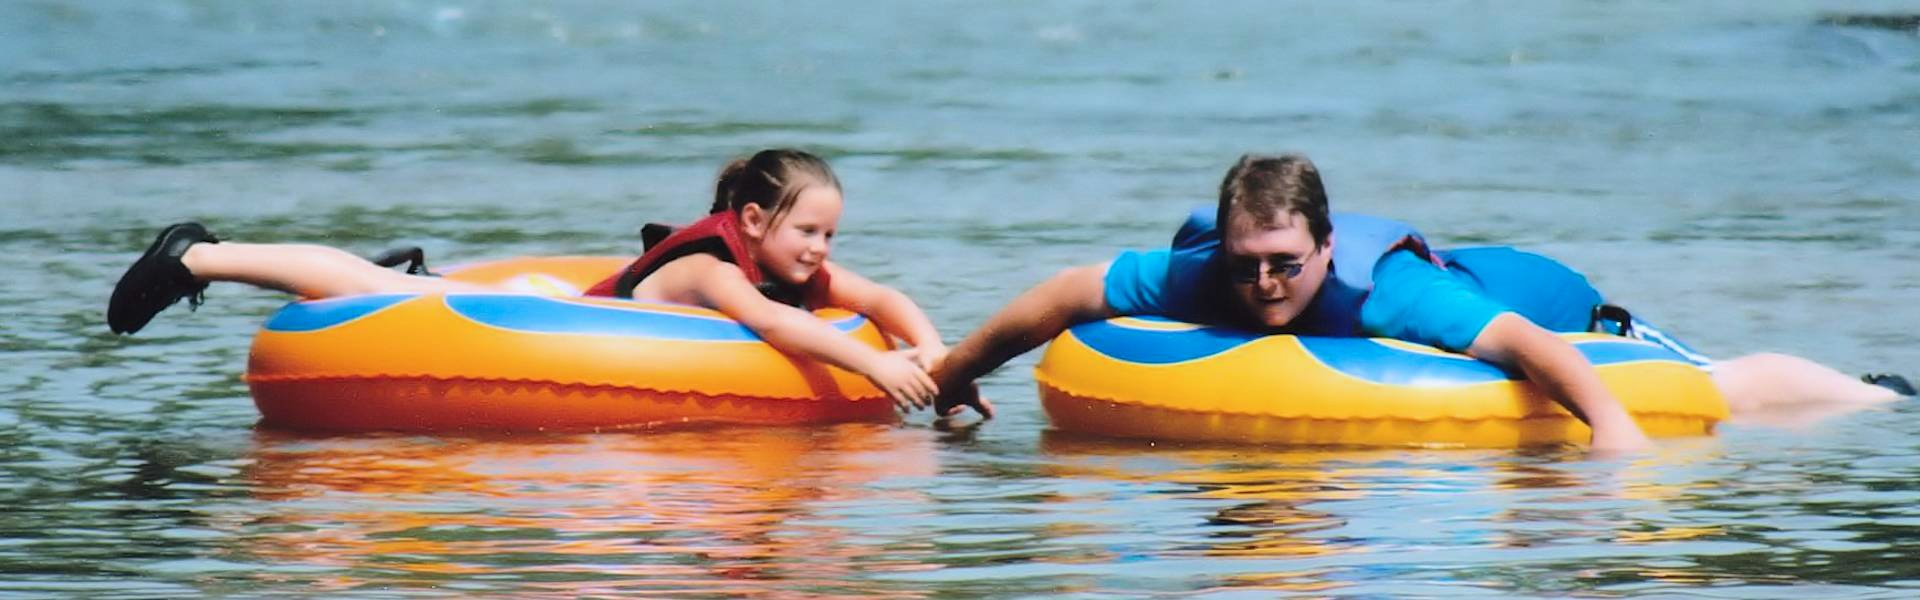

{"left": 1035, "top": 433, "right": 1401, "bottom": 593}
{"left": 236, "top": 425, "right": 939, "bottom": 597}
{"left": 1031, "top": 432, "right": 1805, "bottom": 595}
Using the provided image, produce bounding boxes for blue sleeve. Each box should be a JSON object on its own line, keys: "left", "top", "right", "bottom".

{"left": 1102, "top": 207, "right": 1230, "bottom": 322}
{"left": 1103, "top": 249, "right": 1172, "bottom": 317}
{"left": 1359, "top": 250, "right": 1510, "bottom": 352}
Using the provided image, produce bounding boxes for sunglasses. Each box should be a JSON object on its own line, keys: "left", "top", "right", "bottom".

{"left": 1224, "top": 246, "right": 1321, "bottom": 284}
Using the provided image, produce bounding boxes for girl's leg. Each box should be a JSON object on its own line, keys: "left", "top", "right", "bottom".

{"left": 182, "top": 242, "right": 489, "bottom": 298}
{"left": 108, "top": 222, "right": 492, "bottom": 335}
{"left": 1711, "top": 353, "right": 1903, "bottom": 426}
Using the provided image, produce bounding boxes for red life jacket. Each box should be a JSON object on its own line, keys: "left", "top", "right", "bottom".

{"left": 583, "top": 212, "right": 833, "bottom": 308}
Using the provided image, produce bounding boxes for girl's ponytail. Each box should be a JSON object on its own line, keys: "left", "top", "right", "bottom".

{"left": 710, "top": 158, "right": 749, "bottom": 214}
{"left": 708, "top": 149, "right": 838, "bottom": 218}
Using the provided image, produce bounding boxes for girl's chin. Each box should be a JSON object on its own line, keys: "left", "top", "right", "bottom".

{"left": 756, "top": 261, "right": 818, "bottom": 285}
{"left": 778, "top": 268, "right": 819, "bottom": 284}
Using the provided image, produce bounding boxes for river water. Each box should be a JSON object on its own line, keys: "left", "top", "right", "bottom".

{"left": 4, "top": 1, "right": 1919, "bottom": 597}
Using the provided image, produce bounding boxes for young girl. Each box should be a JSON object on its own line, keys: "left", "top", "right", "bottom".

{"left": 108, "top": 149, "right": 945, "bottom": 410}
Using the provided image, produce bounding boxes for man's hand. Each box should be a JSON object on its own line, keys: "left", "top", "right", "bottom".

{"left": 934, "top": 381, "right": 994, "bottom": 419}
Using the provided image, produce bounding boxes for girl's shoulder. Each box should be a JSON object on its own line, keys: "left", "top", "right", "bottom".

{"left": 631, "top": 253, "right": 742, "bottom": 303}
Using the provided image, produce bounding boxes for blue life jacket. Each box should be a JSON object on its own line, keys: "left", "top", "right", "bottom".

{"left": 1162, "top": 206, "right": 1434, "bottom": 335}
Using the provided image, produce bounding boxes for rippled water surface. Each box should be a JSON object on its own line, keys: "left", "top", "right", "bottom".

{"left": 4, "top": 1, "right": 1919, "bottom": 597}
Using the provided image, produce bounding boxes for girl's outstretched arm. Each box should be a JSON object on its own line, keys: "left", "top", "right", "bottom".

{"left": 688, "top": 255, "right": 938, "bottom": 411}
{"left": 818, "top": 261, "right": 947, "bottom": 369}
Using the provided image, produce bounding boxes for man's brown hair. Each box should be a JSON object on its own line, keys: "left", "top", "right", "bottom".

{"left": 1216, "top": 153, "right": 1332, "bottom": 246}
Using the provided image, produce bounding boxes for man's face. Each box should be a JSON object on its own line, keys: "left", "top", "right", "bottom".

{"left": 1220, "top": 209, "right": 1332, "bottom": 329}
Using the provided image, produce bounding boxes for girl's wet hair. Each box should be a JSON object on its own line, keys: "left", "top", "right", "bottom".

{"left": 710, "top": 149, "right": 842, "bottom": 220}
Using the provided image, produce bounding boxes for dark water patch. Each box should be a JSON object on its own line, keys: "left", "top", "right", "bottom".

{"left": 1400, "top": 180, "right": 1611, "bottom": 198}
{"left": 0, "top": 229, "right": 64, "bottom": 245}
{"left": 454, "top": 226, "right": 585, "bottom": 244}
{"left": 1669, "top": 545, "right": 1913, "bottom": 588}
{"left": 1649, "top": 229, "right": 1882, "bottom": 245}
{"left": 1197, "top": 112, "right": 1330, "bottom": 128}
{"left": 506, "top": 137, "right": 724, "bottom": 166}
{"left": 1367, "top": 110, "right": 1471, "bottom": 139}
{"left": 68, "top": 441, "right": 232, "bottom": 502}
{"left": 214, "top": 205, "right": 583, "bottom": 246}
{"left": 607, "top": 119, "right": 860, "bottom": 138}
{"left": 1859, "top": 330, "right": 1920, "bottom": 347}
{"left": 1646, "top": 206, "right": 1892, "bottom": 247}
{"left": 1084, "top": 150, "right": 1210, "bottom": 175}
{"left": 1630, "top": 20, "right": 1917, "bottom": 79}
{"left": 951, "top": 220, "right": 1128, "bottom": 246}
{"left": 514, "top": 136, "right": 599, "bottom": 165}
{"left": 1787, "top": 278, "right": 1865, "bottom": 292}
{"left": 1470, "top": 556, "right": 1800, "bottom": 594}
{"left": 443, "top": 98, "right": 601, "bottom": 118}
{"left": 927, "top": 98, "right": 1000, "bottom": 111}
{"left": 813, "top": 144, "right": 1057, "bottom": 166}
{"left": 0, "top": 102, "right": 390, "bottom": 166}
{"left": 1440, "top": 231, "right": 1507, "bottom": 245}
{"left": 1340, "top": 45, "right": 1403, "bottom": 68}
{"left": 1847, "top": 156, "right": 1920, "bottom": 179}
{"left": 0, "top": 102, "right": 358, "bottom": 137}
{"left": 1365, "top": 110, "right": 1611, "bottom": 142}
{"left": 1786, "top": 26, "right": 1902, "bottom": 68}
{"left": 3, "top": 373, "right": 49, "bottom": 396}
{"left": 1816, "top": 92, "right": 1920, "bottom": 120}
{"left": 132, "top": 141, "right": 372, "bottom": 166}
{"left": 5, "top": 60, "right": 321, "bottom": 86}
{"left": 1820, "top": 14, "right": 1920, "bottom": 34}
{"left": 368, "top": 525, "right": 559, "bottom": 543}
{"left": 175, "top": 376, "right": 250, "bottom": 402}
{"left": 1832, "top": 197, "right": 1906, "bottom": 210}
{"left": 840, "top": 84, "right": 916, "bottom": 106}
{"left": 1020, "top": 72, "right": 1171, "bottom": 87}
{"left": 0, "top": 556, "right": 148, "bottom": 579}
{"left": 70, "top": 317, "right": 207, "bottom": 352}
{"left": 900, "top": 67, "right": 969, "bottom": 82}
{"left": 42, "top": 259, "right": 99, "bottom": 281}
{"left": 323, "top": 156, "right": 376, "bottom": 172}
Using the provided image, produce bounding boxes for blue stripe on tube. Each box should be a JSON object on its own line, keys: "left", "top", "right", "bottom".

{"left": 265, "top": 294, "right": 867, "bottom": 341}
{"left": 1070, "top": 319, "right": 1694, "bottom": 386}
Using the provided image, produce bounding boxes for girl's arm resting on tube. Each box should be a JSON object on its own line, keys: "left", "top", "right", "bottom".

{"left": 691, "top": 255, "right": 938, "bottom": 411}
{"left": 820, "top": 261, "right": 948, "bottom": 370}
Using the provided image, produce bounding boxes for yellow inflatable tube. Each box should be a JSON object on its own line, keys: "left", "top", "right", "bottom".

{"left": 246, "top": 256, "right": 895, "bottom": 432}
{"left": 1036, "top": 317, "right": 1728, "bottom": 447}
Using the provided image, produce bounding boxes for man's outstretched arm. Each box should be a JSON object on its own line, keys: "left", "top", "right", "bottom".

{"left": 1468, "top": 313, "right": 1652, "bottom": 451}
{"left": 932, "top": 262, "right": 1116, "bottom": 418}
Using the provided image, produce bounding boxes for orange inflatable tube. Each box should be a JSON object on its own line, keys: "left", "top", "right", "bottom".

{"left": 244, "top": 256, "right": 896, "bottom": 432}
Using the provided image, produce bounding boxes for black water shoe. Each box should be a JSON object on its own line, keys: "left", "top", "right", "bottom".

{"left": 368, "top": 246, "right": 437, "bottom": 277}
{"left": 107, "top": 222, "right": 218, "bottom": 334}
{"left": 1863, "top": 373, "right": 1916, "bottom": 397}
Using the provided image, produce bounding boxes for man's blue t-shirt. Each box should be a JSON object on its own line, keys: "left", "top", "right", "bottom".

{"left": 1102, "top": 216, "right": 1601, "bottom": 352}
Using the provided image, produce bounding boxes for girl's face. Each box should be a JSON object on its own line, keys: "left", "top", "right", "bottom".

{"left": 740, "top": 185, "right": 843, "bottom": 285}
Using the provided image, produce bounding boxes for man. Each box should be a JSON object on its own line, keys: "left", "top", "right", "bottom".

{"left": 930, "top": 154, "right": 1911, "bottom": 450}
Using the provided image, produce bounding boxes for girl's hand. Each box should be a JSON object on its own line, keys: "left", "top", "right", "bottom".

{"left": 909, "top": 343, "right": 949, "bottom": 373}
{"left": 864, "top": 351, "right": 939, "bottom": 412}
